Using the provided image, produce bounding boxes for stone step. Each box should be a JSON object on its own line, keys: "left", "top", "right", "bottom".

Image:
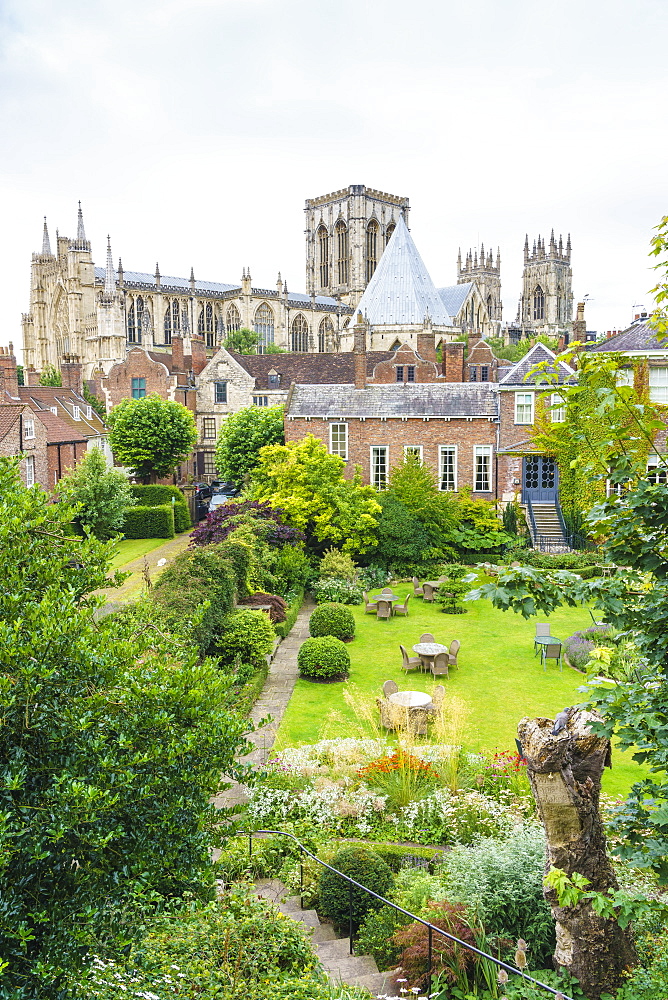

{"left": 311, "top": 923, "right": 337, "bottom": 943}
{"left": 253, "top": 878, "right": 289, "bottom": 904}
{"left": 353, "top": 970, "right": 401, "bottom": 992}
{"left": 315, "top": 936, "right": 354, "bottom": 960}
{"left": 324, "top": 955, "right": 380, "bottom": 980}
{"left": 282, "top": 894, "right": 306, "bottom": 913}
{"left": 280, "top": 906, "right": 320, "bottom": 928}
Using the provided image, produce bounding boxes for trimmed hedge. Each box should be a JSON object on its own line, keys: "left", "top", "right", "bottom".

{"left": 309, "top": 602, "right": 355, "bottom": 641}
{"left": 130, "top": 484, "right": 191, "bottom": 532}
{"left": 297, "top": 636, "right": 350, "bottom": 680}
{"left": 274, "top": 587, "right": 305, "bottom": 639}
{"left": 318, "top": 847, "right": 394, "bottom": 930}
{"left": 336, "top": 840, "right": 445, "bottom": 873}
{"left": 217, "top": 609, "right": 276, "bottom": 668}
{"left": 123, "top": 504, "right": 175, "bottom": 539}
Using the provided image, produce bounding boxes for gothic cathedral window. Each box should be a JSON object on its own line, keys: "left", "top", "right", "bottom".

{"left": 366, "top": 220, "right": 379, "bottom": 282}
{"left": 486, "top": 294, "right": 493, "bottom": 321}
{"left": 226, "top": 303, "right": 241, "bottom": 333}
{"left": 385, "top": 222, "right": 395, "bottom": 246}
{"left": 318, "top": 226, "right": 329, "bottom": 288}
{"left": 319, "top": 316, "right": 333, "bottom": 353}
{"left": 254, "top": 303, "right": 274, "bottom": 352}
{"left": 336, "top": 221, "right": 349, "bottom": 285}
{"left": 198, "top": 303, "right": 215, "bottom": 347}
{"left": 127, "top": 298, "right": 143, "bottom": 343}
{"left": 164, "top": 301, "right": 172, "bottom": 344}
{"left": 291, "top": 314, "right": 309, "bottom": 352}
{"left": 533, "top": 286, "right": 545, "bottom": 321}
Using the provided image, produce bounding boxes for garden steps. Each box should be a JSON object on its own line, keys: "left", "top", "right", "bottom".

{"left": 253, "top": 878, "right": 400, "bottom": 995}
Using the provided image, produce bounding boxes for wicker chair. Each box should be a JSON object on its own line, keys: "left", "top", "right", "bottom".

{"left": 376, "top": 697, "right": 405, "bottom": 731}
{"left": 393, "top": 594, "right": 410, "bottom": 617}
{"left": 412, "top": 577, "right": 424, "bottom": 597}
{"left": 541, "top": 643, "right": 563, "bottom": 671}
{"left": 423, "top": 583, "right": 436, "bottom": 603}
{"left": 400, "top": 644, "right": 421, "bottom": 673}
{"left": 376, "top": 599, "right": 392, "bottom": 620}
{"left": 382, "top": 679, "right": 398, "bottom": 698}
{"left": 363, "top": 591, "right": 378, "bottom": 614}
{"left": 431, "top": 652, "right": 449, "bottom": 678}
{"left": 448, "top": 639, "right": 460, "bottom": 668}
{"left": 432, "top": 684, "right": 446, "bottom": 710}
{"left": 419, "top": 632, "right": 435, "bottom": 643}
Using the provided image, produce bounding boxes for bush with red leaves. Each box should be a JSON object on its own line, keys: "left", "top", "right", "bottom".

{"left": 238, "top": 592, "right": 287, "bottom": 624}
{"left": 393, "top": 901, "right": 480, "bottom": 988}
{"left": 189, "top": 501, "right": 305, "bottom": 548}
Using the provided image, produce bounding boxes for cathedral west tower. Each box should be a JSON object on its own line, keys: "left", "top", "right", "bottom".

{"left": 520, "top": 231, "right": 573, "bottom": 338}
{"left": 305, "top": 184, "right": 409, "bottom": 307}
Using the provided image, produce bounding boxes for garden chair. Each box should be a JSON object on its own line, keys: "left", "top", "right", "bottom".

{"left": 412, "top": 577, "right": 424, "bottom": 597}
{"left": 363, "top": 591, "right": 378, "bottom": 614}
{"left": 393, "top": 594, "right": 410, "bottom": 617}
{"left": 534, "top": 622, "right": 551, "bottom": 656}
{"left": 423, "top": 583, "right": 436, "bottom": 603}
{"left": 376, "top": 599, "right": 392, "bottom": 620}
{"left": 400, "top": 644, "right": 421, "bottom": 673}
{"left": 382, "top": 679, "right": 398, "bottom": 698}
{"left": 447, "top": 639, "right": 460, "bottom": 668}
{"left": 381, "top": 587, "right": 393, "bottom": 594}
{"left": 430, "top": 652, "right": 449, "bottom": 678}
{"left": 541, "top": 642, "right": 563, "bottom": 671}
{"left": 589, "top": 609, "right": 606, "bottom": 627}
{"left": 431, "top": 685, "right": 445, "bottom": 710}
{"left": 419, "top": 632, "right": 435, "bottom": 643}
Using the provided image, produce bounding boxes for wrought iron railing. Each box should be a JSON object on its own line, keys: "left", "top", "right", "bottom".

{"left": 227, "top": 829, "right": 573, "bottom": 1000}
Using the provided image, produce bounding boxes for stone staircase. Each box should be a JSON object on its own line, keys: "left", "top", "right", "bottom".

{"left": 528, "top": 502, "right": 570, "bottom": 552}
{"left": 254, "top": 878, "right": 400, "bottom": 995}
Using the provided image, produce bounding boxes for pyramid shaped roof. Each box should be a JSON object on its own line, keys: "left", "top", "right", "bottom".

{"left": 351, "top": 216, "right": 453, "bottom": 327}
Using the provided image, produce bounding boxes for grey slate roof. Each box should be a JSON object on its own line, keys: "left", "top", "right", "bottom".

{"left": 94, "top": 267, "right": 240, "bottom": 296}
{"left": 287, "top": 383, "right": 498, "bottom": 419}
{"left": 348, "top": 217, "right": 453, "bottom": 327}
{"left": 437, "top": 283, "right": 473, "bottom": 318}
{"left": 586, "top": 320, "right": 668, "bottom": 353}
{"left": 498, "top": 342, "right": 575, "bottom": 386}
{"left": 232, "top": 350, "right": 394, "bottom": 388}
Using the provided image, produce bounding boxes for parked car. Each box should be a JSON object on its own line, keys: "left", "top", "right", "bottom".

{"left": 208, "top": 484, "right": 241, "bottom": 514}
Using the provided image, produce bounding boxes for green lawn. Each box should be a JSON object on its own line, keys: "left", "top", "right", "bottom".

{"left": 110, "top": 538, "right": 167, "bottom": 569}
{"left": 276, "top": 582, "right": 645, "bottom": 798}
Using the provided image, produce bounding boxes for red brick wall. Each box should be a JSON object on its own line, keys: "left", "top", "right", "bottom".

{"left": 102, "top": 348, "right": 176, "bottom": 408}
{"left": 47, "top": 441, "right": 88, "bottom": 487}
{"left": 285, "top": 416, "right": 497, "bottom": 497}
{"left": 369, "top": 346, "right": 442, "bottom": 384}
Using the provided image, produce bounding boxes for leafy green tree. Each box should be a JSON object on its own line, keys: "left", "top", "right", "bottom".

{"left": 224, "top": 327, "right": 260, "bottom": 353}
{"left": 486, "top": 334, "right": 560, "bottom": 363}
{"left": 83, "top": 382, "right": 106, "bottom": 416}
{"left": 364, "top": 492, "right": 431, "bottom": 569}
{"left": 387, "top": 454, "right": 457, "bottom": 546}
{"left": 0, "top": 458, "right": 252, "bottom": 993}
{"left": 249, "top": 433, "right": 381, "bottom": 554}
{"left": 107, "top": 393, "right": 197, "bottom": 483}
{"left": 215, "top": 404, "right": 285, "bottom": 483}
{"left": 39, "top": 363, "right": 62, "bottom": 386}
{"left": 55, "top": 446, "right": 136, "bottom": 540}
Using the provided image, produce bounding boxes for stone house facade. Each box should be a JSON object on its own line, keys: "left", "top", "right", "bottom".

{"left": 0, "top": 403, "right": 50, "bottom": 488}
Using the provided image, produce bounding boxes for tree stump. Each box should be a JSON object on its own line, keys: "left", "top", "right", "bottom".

{"left": 517, "top": 710, "right": 637, "bottom": 999}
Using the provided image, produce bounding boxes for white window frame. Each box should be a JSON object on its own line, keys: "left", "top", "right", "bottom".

{"left": 25, "top": 455, "right": 35, "bottom": 488}
{"left": 647, "top": 455, "right": 668, "bottom": 485}
{"left": 439, "top": 445, "right": 457, "bottom": 491}
{"left": 85, "top": 405, "right": 93, "bottom": 419}
{"left": 252, "top": 395, "right": 269, "bottom": 407}
{"left": 72, "top": 405, "right": 81, "bottom": 421}
{"left": 371, "top": 445, "right": 389, "bottom": 489}
{"left": 550, "top": 392, "right": 566, "bottom": 423}
{"left": 329, "top": 422, "right": 348, "bottom": 460}
{"left": 24, "top": 418, "right": 35, "bottom": 440}
{"left": 202, "top": 417, "right": 216, "bottom": 439}
{"left": 203, "top": 452, "right": 217, "bottom": 476}
{"left": 616, "top": 368, "right": 634, "bottom": 388}
{"left": 514, "top": 391, "right": 534, "bottom": 424}
{"left": 403, "top": 445, "right": 423, "bottom": 463}
{"left": 474, "top": 445, "right": 492, "bottom": 492}
{"left": 649, "top": 366, "right": 668, "bottom": 404}
{"left": 50, "top": 406, "right": 58, "bottom": 415}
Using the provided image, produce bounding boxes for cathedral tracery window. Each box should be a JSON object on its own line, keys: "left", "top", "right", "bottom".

{"left": 164, "top": 302, "right": 172, "bottom": 344}
{"left": 486, "top": 294, "right": 493, "bottom": 321}
{"left": 226, "top": 303, "right": 241, "bottom": 333}
{"left": 291, "top": 313, "right": 309, "bottom": 352}
{"left": 254, "top": 303, "right": 275, "bottom": 352}
{"left": 127, "top": 298, "right": 142, "bottom": 343}
{"left": 385, "top": 222, "right": 396, "bottom": 246}
{"left": 318, "top": 225, "right": 329, "bottom": 288}
{"left": 533, "top": 285, "right": 545, "bottom": 321}
{"left": 318, "top": 316, "right": 334, "bottom": 353}
{"left": 336, "top": 221, "right": 349, "bottom": 285}
{"left": 198, "top": 302, "right": 216, "bottom": 347}
{"left": 365, "top": 220, "right": 379, "bottom": 282}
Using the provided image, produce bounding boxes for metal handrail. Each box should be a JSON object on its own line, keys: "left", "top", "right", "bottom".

{"left": 526, "top": 497, "right": 539, "bottom": 544}
{"left": 230, "top": 829, "right": 573, "bottom": 1000}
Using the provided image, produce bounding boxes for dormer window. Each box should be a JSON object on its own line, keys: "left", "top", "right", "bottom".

{"left": 50, "top": 406, "right": 57, "bottom": 415}
{"left": 73, "top": 405, "right": 81, "bottom": 420}
{"left": 85, "top": 405, "right": 93, "bottom": 419}
{"left": 267, "top": 372, "right": 281, "bottom": 389}
{"left": 481, "top": 366, "right": 489, "bottom": 382}
{"left": 469, "top": 366, "right": 477, "bottom": 382}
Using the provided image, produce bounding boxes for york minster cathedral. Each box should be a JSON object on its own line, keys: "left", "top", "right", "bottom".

{"left": 21, "top": 185, "right": 574, "bottom": 380}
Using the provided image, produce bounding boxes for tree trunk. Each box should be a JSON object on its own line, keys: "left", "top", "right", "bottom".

{"left": 517, "top": 710, "right": 637, "bottom": 999}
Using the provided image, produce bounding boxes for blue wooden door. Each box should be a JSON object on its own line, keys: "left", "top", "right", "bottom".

{"left": 523, "top": 456, "right": 558, "bottom": 503}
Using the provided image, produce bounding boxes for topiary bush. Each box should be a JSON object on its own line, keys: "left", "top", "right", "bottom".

{"left": 122, "top": 504, "right": 175, "bottom": 539}
{"left": 130, "top": 484, "right": 191, "bottom": 532}
{"left": 318, "top": 846, "right": 395, "bottom": 931}
{"left": 217, "top": 609, "right": 276, "bottom": 668}
{"left": 309, "top": 603, "right": 355, "bottom": 641}
{"left": 318, "top": 547, "right": 357, "bottom": 582}
{"left": 312, "top": 578, "right": 363, "bottom": 605}
{"left": 297, "top": 636, "right": 350, "bottom": 680}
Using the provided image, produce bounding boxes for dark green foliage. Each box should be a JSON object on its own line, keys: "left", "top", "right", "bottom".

{"left": 435, "top": 564, "right": 473, "bottom": 614}
{"left": 336, "top": 840, "right": 444, "bottom": 872}
{"left": 506, "top": 549, "right": 601, "bottom": 570}
{"left": 16, "top": 364, "right": 24, "bottom": 386}
{"left": 130, "top": 484, "right": 191, "bottom": 532}
{"left": 216, "top": 609, "right": 275, "bottom": 668}
{"left": 83, "top": 382, "right": 106, "bottom": 417}
{"left": 365, "top": 492, "right": 431, "bottom": 570}
{"left": 122, "top": 503, "right": 175, "bottom": 538}
{"left": 56, "top": 446, "right": 136, "bottom": 540}
{"left": 318, "top": 847, "right": 395, "bottom": 930}
{"left": 274, "top": 587, "right": 305, "bottom": 639}
{"left": 393, "top": 900, "right": 480, "bottom": 989}
{"left": 297, "top": 636, "right": 351, "bottom": 680}
{"left": 502, "top": 500, "right": 519, "bottom": 535}
{"left": 309, "top": 602, "right": 355, "bottom": 640}
{"left": 0, "top": 459, "right": 252, "bottom": 994}
{"left": 272, "top": 545, "right": 315, "bottom": 596}
{"left": 356, "top": 904, "right": 408, "bottom": 971}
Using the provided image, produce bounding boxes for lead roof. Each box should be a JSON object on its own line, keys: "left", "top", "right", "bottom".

{"left": 287, "top": 383, "right": 498, "bottom": 419}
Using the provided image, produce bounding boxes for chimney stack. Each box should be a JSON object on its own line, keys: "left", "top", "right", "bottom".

{"left": 26, "top": 366, "right": 41, "bottom": 387}
{"left": 352, "top": 313, "right": 367, "bottom": 390}
{"left": 442, "top": 342, "right": 465, "bottom": 382}
{"left": 0, "top": 343, "right": 19, "bottom": 398}
{"left": 417, "top": 318, "right": 436, "bottom": 362}
{"left": 190, "top": 335, "right": 208, "bottom": 376}
{"left": 61, "top": 356, "right": 83, "bottom": 393}
{"left": 171, "top": 334, "right": 185, "bottom": 373}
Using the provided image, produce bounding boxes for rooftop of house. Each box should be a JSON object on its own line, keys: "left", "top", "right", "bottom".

{"left": 0, "top": 403, "right": 24, "bottom": 441}
{"left": 18, "top": 386, "right": 107, "bottom": 438}
{"left": 286, "top": 382, "right": 498, "bottom": 420}
{"left": 230, "top": 350, "right": 395, "bottom": 389}
{"left": 585, "top": 320, "right": 668, "bottom": 353}
{"left": 498, "top": 342, "right": 575, "bottom": 386}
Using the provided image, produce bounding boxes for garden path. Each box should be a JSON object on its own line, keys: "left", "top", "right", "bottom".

{"left": 213, "top": 597, "right": 315, "bottom": 811}
{"left": 95, "top": 531, "right": 193, "bottom": 612}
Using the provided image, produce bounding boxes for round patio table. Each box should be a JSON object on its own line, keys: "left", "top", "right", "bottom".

{"left": 388, "top": 690, "right": 432, "bottom": 708}
{"left": 413, "top": 641, "right": 449, "bottom": 671}
{"left": 370, "top": 592, "right": 401, "bottom": 603}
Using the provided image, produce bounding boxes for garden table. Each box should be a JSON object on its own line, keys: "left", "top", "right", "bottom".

{"left": 387, "top": 690, "right": 433, "bottom": 708}
{"left": 534, "top": 635, "right": 562, "bottom": 650}
{"left": 370, "top": 592, "right": 401, "bottom": 603}
{"left": 412, "top": 641, "right": 449, "bottom": 671}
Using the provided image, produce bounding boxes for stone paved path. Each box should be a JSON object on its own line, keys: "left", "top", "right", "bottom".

{"left": 213, "top": 597, "right": 314, "bottom": 811}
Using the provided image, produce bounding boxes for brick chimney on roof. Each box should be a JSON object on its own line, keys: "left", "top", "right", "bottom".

{"left": 416, "top": 325, "right": 437, "bottom": 363}
{"left": 352, "top": 313, "right": 367, "bottom": 390}
{"left": 171, "top": 335, "right": 185, "bottom": 374}
{"left": 442, "top": 342, "right": 465, "bottom": 382}
{"left": 61, "top": 356, "right": 83, "bottom": 393}
{"left": 0, "top": 343, "right": 19, "bottom": 398}
{"left": 190, "top": 335, "right": 208, "bottom": 376}
{"left": 26, "top": 366, "right": 40, "bottom": 387}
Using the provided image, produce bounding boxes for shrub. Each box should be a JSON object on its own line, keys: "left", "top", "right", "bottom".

{"left": 318, "top": 847, "right": 394, "bottom": 930}
{"left": 318, "top": 547, "right": 358, "bottom": 581}
{"left": 357, "top": 564, "right": 391, "bottom": 589}
{"left": 122, "top": 503, "right": 174, "bottom": 538}
{"left": 364, "top": 492, "right": 432, "bottom": 570}
{"left": 508, "top": 549, "right": 600, "bottom": 570}
{"left": 190, "top": 500, "right": 305, "bottom": 549}
{"left": 312, "top": 577, "right": 363, "bottom": 605}
{"left": 564, "top": 632, "right": 596, "bottom": 670}
{"left": 217, "top": 609, "right": 275, "bottom": 667}
{"left": 309, "top": 603, "right": 355, "bottom": 640}
{"left": 393, "top": 900, "right": 480, "bottom": 989}
{"left": 297, "top": 636, "right": 350, "bottom": 680}
{"left": 273, "top": 545, "right": 315, "bottom": 596}
{"left": 239, "top": 592, "right": 287, "bottom": 624}
{"left": 55, "top": 446, "right": 136, "bottom": 540}
{"left": 275, "top": 587, "right": 305, "bottom": 639}
{"left": 130, "top": 484, "right": 191, "bottom": 532}
{"left": 356, "top": 904, "right": 408, "bottom": 971}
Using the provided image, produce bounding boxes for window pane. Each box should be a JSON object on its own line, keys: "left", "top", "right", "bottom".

{"left": 25, "top": 455, "right": 35, "bottom": 487}
{"left": 649, "top": 367, "right": 668, "bottom": 404}
{"left": 475, "top": 446, "right": 491, "bottom": 491}
{"left": 407, "top": 366, "right": 415, "bottom": 383}
{"left": 372, "top": 446, "right": 388, "bottom": 488}
{"left": 215, "top": 382, "right": 227, "bottom": 403}
{"left": 515, "top": 393, "right": 533, "bottom": 423}
{"left": 439, "top": 447, "right": 456, "bottom": 491}
{"left": 203, "top": 452, "right": 216, "bottom": 475}
{"left": 481, "top": 366, "right": 489, "bottom": 382}
{"left": 330, "top": 423, "right": 347, "bottom": 459}
{"left": 202, "top": 418, "right": 216, "bottom": 438}
{"left": 396, "top": 366, "right": 404, "bottom": 383}
{"left": 551, "top": 393, "right": 566, "bottom": 422}
{"left": 253, "top": 396, "right": 269, "bottom": 407}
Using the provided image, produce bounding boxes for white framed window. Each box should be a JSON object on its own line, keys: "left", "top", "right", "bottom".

{"left": 202, "top": 417, "right": 216, "bottom": 439}
{"left": 85, "top": 405, "right": 93, "bottom": 419}
{"left": 203, "top": 452, "right": 217, "bottom": 476}
{"left": 439, "top": 445, "right": 457, "bottom": 491}
{"left": 649, "top": 367, "right": 668, "bottom": 404}
{"left": 616, "top": 368, "right": 634, "bottom": 388}
{"left": 253, "top": 396, "right": 269, "bottom": 407}
{"left": 25, "top": 455, "right": 35, "bottom": 487}
{"left": 550, "top": 392, "right": 566, "bottom": 423}
{"left": 647, "top": 456, "right": 668, "bottom": 485}
{"left": 73, "top": 405, "right": 81, "bottom": 421}
{"left": 514, "top": 392, "right": 534, "bottom": 424}
{"left": 24, "top": 418, "right": 35, "bottom": 440}
{"left": 330, "top": 422, "right": 348, "bottom": 460}
{"left": 474, "top": 445, "right": 492, "bottom": 492}
{"left": 404, "top": 445, "right": 423, "bottom": 462}
{"left": 50, "top": 406, "right": 58, "bottom": 415}
{"left": 371, "top": 446, "right": 388, "bottom": 489}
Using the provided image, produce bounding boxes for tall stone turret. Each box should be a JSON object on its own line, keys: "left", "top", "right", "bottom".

{"left": 520, "top": 231, "right": 573, "bottom": 337}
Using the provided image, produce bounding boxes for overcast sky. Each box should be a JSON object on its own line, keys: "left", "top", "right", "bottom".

{"left": 1, "top": 0, "right": 667, "bottom": 357}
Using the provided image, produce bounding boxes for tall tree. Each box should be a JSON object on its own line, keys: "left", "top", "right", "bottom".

{"left": 224, "top": 327, "right": 260, "bottom": 354}
{"left": 55, "top": 446, "right": 135, "bottom": 540}
{"left": 215, "top": 404, "right": 284, "bottom": 483}
{"left": 0, "top": 458, "right": 252, "bottom": 994}
{"left": 107, "top": 393, "right": 197, "bottom": 483}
